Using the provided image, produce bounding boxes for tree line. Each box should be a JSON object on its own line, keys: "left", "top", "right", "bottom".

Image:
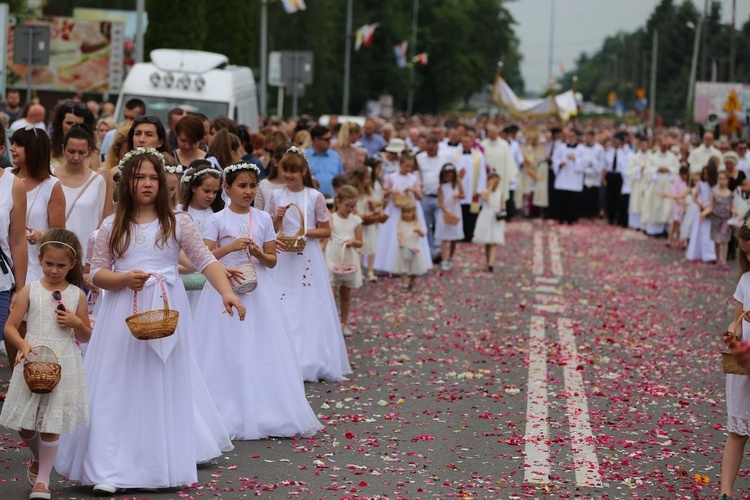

{"left": 558, "top": 0, "right": 750, "bottom": 125}
{"left": 37, "top": 0, "right": 525, "bottom": 116}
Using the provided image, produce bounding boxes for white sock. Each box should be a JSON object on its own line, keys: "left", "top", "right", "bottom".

{"left": 36, "top": 438, "right": 58, "bottom": 486}
{"left": 24, "top": 432, "right": 40, "bottom": 462}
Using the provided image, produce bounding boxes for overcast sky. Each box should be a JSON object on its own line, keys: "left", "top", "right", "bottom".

{"left": 506, "top": 0, "right": 750, "bottom": 94}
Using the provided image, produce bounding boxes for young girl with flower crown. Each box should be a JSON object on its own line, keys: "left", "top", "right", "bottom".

{"left": 0, "top": 229, "right": 90, "bottom": 500}
{"left": 435, "top": 163, "right": 465, "bottom": 271}
{"left": 55, "top": 147, "right": 244, "bottom": 495}
{"left": 176, "top": 160, "right": 224, "bottom": 309}
{"left": 268, "top": 147, "right": 352, "bottom": 383}
{"left": 350, "top": 165, "right": 383, "bottom": 282}
{"left": 192, "top": 160, "right": 322, "bottom": 439}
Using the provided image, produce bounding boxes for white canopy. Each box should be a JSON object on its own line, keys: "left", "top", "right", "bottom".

{"left": 494, "top": 78, "right": 578, "bottom": 121}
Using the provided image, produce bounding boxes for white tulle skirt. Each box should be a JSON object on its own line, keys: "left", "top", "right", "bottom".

{"left": 192, "top": 266, "right": 323, "bottom": 439}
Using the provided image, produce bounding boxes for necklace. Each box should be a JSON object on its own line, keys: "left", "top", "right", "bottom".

{"left": 135, "top": 218, "right": 158, "bottom": 246}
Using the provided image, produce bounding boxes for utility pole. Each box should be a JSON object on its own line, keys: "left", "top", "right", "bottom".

{"left": 547, "top": 0, "right": 555, "bottom": 84}
{"left": 135, "top": 0, "right": 145, "bottom": 63}
{"left": 406, "top": 0, "right": 419, "bottom": 115}
{"left": 729, "top": 0, "right": 736, "bottom": 82}
{"left": 260, "top": 0, "right": 268, "bottom": 119}
{"left": 342, "top": 0, "right": 353, "bottom": 115}
{"left": 648, "top": 30, "right": 657, "bottom": 129}
{"left": 686, "top": 0, "right": 708, "bottom": 123}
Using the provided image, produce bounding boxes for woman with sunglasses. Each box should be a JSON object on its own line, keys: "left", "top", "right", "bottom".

{"left": 7, "top": 127, "right": 65, "bottom": 368}
{"left": 49, "top": 101, "right": 96, "bottom": 173}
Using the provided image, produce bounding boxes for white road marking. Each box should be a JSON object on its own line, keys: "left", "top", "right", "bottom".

{"left": 535, "top": 277, "right": 560, "bottom": 285}
{"left": 524, "top": 316, "right": 550, "bottom": 484}
{"left": 535, "top": 285, "right": 561, "bottom": 294}
{"left": 557, "top": 317, "right": 602, "bottom": 487}
{"left": 533, "top": 231, "right": 544, "bottom": 275}
{"left": 548, "top": 232, "right": 563, "bottom": 276}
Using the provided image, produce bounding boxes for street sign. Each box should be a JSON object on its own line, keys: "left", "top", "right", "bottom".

{"left": 13, "top": 25, "right": 51, "bottom": 66}
{"left": 269, "top": 51, "right": 282, "bottom": 87}
{"left": 281, "top": 51, "right": 313, "bottom": 85}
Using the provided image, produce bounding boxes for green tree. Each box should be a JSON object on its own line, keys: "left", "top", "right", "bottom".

{"left": 201, "top": 0, "right": 253, "bottom": 68}
{"left": 144, "top": 0, "right": 207, "bottom": 59}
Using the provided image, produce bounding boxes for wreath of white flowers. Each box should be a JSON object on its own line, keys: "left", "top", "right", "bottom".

{"left": 224, "top": 162, "right": 261, "bottom": 176}
{"left": 164, "top": 164, "right": 184, "bottom": 175}
{"left": 181, "top": 166, "right": 223, "bottom": 184}
{"left": 117, "top": 147, "right": 165, "bottom": 171}
{"left": 286, "top": 145, "right": 309, "bottom": 164}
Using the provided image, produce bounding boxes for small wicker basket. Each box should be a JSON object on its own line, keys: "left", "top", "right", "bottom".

{"left": 23, "top": 344, "right": 62, "bottom": 394}
{"left": 233, "top": 262, "right": 258, "bottom": 295}
{"left": 126, "top": 273, "right": 179, "bottom": 340}
{"left": 723, "top": 311, "right": 750, "bottom": 375}
{"left": 392, "top": 193, "right": 411, "bottom": 208}
{"left": 277, "top": 203, "right": 307, "bottom": 253}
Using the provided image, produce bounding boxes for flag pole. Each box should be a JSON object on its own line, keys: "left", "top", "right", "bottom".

{"left": 260, "top": 0, "right": 268, "bottom": 119}
{"left": 342, "top": 0, "right": 353, "bottom": 115}
{"left": 406, "top": 0, "right": 419, "bottom": 115}
{"left": 485, "top": 60, "right": 503, "bottom": 116}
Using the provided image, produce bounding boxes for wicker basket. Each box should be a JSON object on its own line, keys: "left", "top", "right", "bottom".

{"left": 233, "top": 262, "right": 258, "bottom": 295}
{"left": 443, "top": 212, "right": 460, "bottom": 225}
{"left": 23, "top": 344, "right": 62, "bottom": 394}
{"left": 722, "top": 311, "right": 750, "bottom": 375}
{"left": 332, "top": 243, "right": 359, "bottom": 277}
{"left": 277, "top": 203, "right": 307, "bottom": 253}
{"left": 126, "top": 274, "right": 179, "bottom": 340}
{"left": 393, "top": 193, "right": 411, "bottom": 208}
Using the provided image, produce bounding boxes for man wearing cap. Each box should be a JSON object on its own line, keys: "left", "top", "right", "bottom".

{"left": 481, "top": 124, "right": 517, "bottom": 221}
{"left": 687, "top": 131, "right": 723, "bottom": 174}
{"left": 416, "top": 136, "right": 448, "bottom": 261}
{"left": 641, "top": 138, "right": 680, "bottom": 236}
{"left": 454, "top": 133, "right": 487, "bottom": 240}
{"left": 359, "top": 118, "right": 387, "bottom": 158}
{"left": 305, "top": 125, "right": 343, "bottom": 197}
{"left": 382, "top": 138, "right": 405, "bottom": 176}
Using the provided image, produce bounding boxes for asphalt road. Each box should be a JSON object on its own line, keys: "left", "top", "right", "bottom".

{"left": 0, "top": 219, "right": 739, "bottom": 499}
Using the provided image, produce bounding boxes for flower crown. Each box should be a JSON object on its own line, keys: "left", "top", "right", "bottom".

{"left": 117, "top": 147, "right": 165, "bottom": 171}
{"left": 745, "top": 217, "right": 750, "bottom": 230}
{"left": 181, "top": 166, "right": 223, "bottom": 184}
{"left": 164, "top": 164, "right": 184, "bottom": 175}
{"left": 224, "top": 162, "right": 261, "bottom": 176}
{"left": 286, "top": 145, "right": 309, "bottom": 164}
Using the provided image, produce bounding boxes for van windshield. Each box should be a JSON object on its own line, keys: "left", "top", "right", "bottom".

{"left": 118, "top": 95, "right": 229, "bottom": 123}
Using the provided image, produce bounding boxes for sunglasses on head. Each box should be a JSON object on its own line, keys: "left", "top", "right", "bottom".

{"left": 134, "top": 115, "right": 161, "bottom": 124}
{"left": 52, "top": 289, "right": 66, "bottom": 312}
{"left": 64, "top": 101, "right": 88, "bottom": 111}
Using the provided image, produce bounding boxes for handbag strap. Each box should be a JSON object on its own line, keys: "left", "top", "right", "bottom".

{"left": 26, "top": 182, "right": 43, "bottom": 224}
{"left": 65, "top": 172, "right": 98, "bottom": 220}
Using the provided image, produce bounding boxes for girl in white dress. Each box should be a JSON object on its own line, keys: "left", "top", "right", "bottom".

{"left": 55, "top": 148, "right": 245, "bottom": 496}
{"left": 0, "top": 229, "right": 91, "bottom": 500}
{"left": 686, "top": 162, "right": 718, "bottom": 262}
{"left": 373, "top": 155, "right": 432, "bottom": 274}
{"left": 680, "top": 172, "right": 701, "bottom": 246}
{"left": 56, "top": 127, "right": 106, "bottom": 258}
{"left": 325, "top": 186, "right": 363, "bottom": 336}
{"left": 351, "top": 164, "right": 383, "bottom": 282}
{"left": 435, "top": 164, "right": 465, "bottom": 271}
{"left": 7, "top": 127, "right": 66, "bottom": 370}
{"left": 193, "top": 161, "right": 322, "bottom": 440}
{"left": 268, "top": 146, "right": 352, "bottom": 383}
{"left": 721, "top": 219, "right": 750, "bottom": 497}
{"left": 176, "top": 161, "right": 224, "bottom": 311}
{"left": 393, "top": 200, "right": 428, "bottom": 289}
{"left": 472, "top": 173, "right": 506, "bottom": 273}
{"left": 254, "top": 142, "right": 290, "bottom": 212}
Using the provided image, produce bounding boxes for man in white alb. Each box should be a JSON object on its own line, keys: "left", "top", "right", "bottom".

{"left": 481, "top": 124, "right": 518, "bottom": 214}
{"left": 687, "top": 131, "right": 723, "bottom": 174}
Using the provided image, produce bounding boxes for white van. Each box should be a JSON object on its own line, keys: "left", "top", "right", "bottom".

{"left": 115, "top": 49, "right": 259, "bottom": 130}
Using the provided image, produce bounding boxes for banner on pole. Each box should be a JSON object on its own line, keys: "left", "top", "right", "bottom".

{"left": 394, "top": 41, "right": 408, "bottom": 68}
{"left": 355, "top": 23, "right": 378, "bottom": 51}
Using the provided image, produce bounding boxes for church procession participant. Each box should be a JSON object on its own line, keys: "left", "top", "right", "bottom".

{"left": 454, "top": 133, "right": 487, "bottom": 240}
{"left": 552, "top": 129, "right": 584, "bottom": 225}
{"left": 625, "top": 137, "right": 651, "bottom": 230}
{"left": 482, "top": 124, "right": 518, "bottom": 221}
{"left": 416, "top": 136, "right": 448, "bottom": 262}
{"left": 641, "top": 138, "right": 680, "bottom": 236}
{"left": 578, "top": 130, "right": 606, "bottom": 219}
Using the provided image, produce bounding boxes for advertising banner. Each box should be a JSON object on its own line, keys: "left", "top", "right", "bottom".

{"left": 694, "top": 81, "right": 750, "bottom": 124}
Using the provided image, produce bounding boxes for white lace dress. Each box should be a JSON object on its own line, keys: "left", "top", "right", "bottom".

{"left": 728, "top": 272, "right": 750, "bottom": 435}
{"left": 193, "top": 207, "right": 323, "bottom": 439}
{"left": 268, "top": 187, "right": 352, "bottom": 382}
{"left": 55, "top": 213, "right": 233, "bottom": 489}
{"left": 0, "top": 281, "right": 88, "bottom": 433}
{"left": 434, "top": 182, "right": 464, "bottom": 241}
{"left": 26, "top": 177, "right": 60, "bottom": 282}
{"left": 176, "top": 204, "right": 214, "bottom": 312}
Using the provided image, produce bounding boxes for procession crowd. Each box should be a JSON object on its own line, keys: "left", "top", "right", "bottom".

{"left": 1, "top": 89, "right": 750, "bottom": 498}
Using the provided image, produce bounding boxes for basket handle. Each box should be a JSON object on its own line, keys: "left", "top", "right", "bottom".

{"left": 283, "top": 203, "right": 306, "bottom": 239}
{"left": 132, "top": 273, "right": 170, "bottom": 315}
{"left": 728, "top": 310, "right": 750, "bottom": 341}
{"left": 25, "top": 344, "right": 60, "bottom": 364}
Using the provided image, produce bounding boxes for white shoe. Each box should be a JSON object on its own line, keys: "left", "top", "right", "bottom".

{"left": 342, "top": 325, "right": 353, "bottom": 337}
{"left": 440, "top": 261, "right": 449, "bottom": 271}
{"left": 93, "top": 483, "right": 119, "bottom": 496}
